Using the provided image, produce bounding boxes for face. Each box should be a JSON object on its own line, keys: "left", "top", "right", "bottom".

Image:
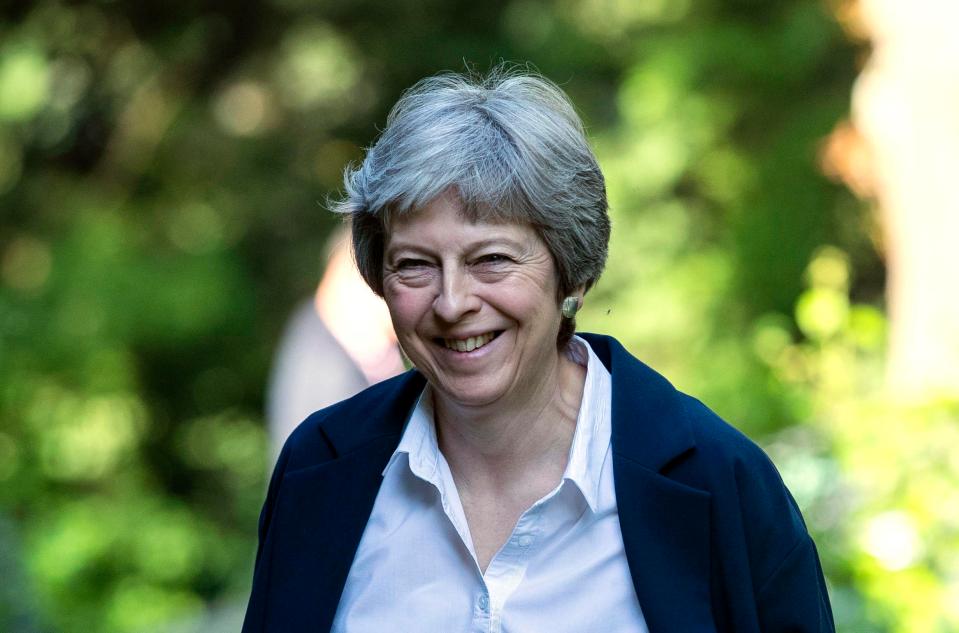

{"left": 382, "top": 192, "right": 565, "bottom": 410}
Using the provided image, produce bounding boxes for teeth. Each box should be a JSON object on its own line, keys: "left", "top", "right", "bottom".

{"left": 444, "top": 332, "right": 495, "bottom": 352}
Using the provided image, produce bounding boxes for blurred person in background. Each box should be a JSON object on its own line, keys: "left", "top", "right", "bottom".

{"left": 266, "top": 229, "right": 404, "bottom": 454}
{"left": 242, "top": 67, "right": 834, "bottom": 632}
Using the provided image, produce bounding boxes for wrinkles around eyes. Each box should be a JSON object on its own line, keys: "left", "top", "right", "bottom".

{"left": 389, "top": 263, "right": 515, "bottom": 287}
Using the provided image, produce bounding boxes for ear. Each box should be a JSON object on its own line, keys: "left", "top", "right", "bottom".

{"left": 572, "top": 285, "right": 586, "bottom": 309}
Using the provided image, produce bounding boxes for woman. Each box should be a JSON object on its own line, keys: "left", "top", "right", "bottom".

{"left": 242, "top": 69, "right": 834, "bottom": 633}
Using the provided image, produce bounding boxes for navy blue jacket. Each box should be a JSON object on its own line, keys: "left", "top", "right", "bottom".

{"left": 242, "top": 334, "right": 835, "bottom": 632}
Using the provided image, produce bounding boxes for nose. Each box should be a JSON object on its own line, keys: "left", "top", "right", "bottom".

{"left": 433, "top": 267, "right": 481, "bottom": 323}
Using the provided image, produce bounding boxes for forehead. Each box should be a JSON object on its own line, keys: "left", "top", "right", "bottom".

{"left": 386, "top": 193, "right": 542, "bottom": 249}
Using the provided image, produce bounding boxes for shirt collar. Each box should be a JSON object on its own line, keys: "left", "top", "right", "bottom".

{"left": 384, "top": 335, "right": 613, "bottom": 513}
{"left": 561, "top": 335, "right": 612, "bottom": 513}
{"left": 382, "top": 385, "right": 439, "bottom": 483}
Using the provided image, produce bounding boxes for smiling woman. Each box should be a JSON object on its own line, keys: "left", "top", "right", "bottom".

{"left": 241, "top": 67, "right": 835, "bottom": 633}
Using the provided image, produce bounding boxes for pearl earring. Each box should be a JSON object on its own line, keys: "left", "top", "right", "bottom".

{"left": 561, "top": 296, "right": 580, "bottom": 319}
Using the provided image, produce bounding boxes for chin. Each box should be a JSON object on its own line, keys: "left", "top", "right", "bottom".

{"left": 434, "top": 376, "right": 509, "bottom": 408}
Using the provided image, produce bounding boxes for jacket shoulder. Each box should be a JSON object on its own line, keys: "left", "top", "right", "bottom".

{"left": 673, "top": 393, "right": 811, "bottom": 577}
{"left": 677, "top": 394, "right": 834, "bottom": 630}
{"left": 674, "top": 393, "right": 804, "bottom": 518}
{"left": 676, "top": 395, "right": 780, "bottom": 479}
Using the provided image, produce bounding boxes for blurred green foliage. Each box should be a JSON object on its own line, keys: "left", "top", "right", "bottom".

{"left": 1, "top": 0, "right": 955, "bottom": 631}
{"left": 746, "top": 246, "right": 959, "bottom": 632}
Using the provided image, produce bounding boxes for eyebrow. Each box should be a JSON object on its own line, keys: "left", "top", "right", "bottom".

{"left": 385, "top": 236, "right": 527, "bottom": 260}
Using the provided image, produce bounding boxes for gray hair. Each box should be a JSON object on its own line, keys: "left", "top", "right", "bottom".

{"left": 331, "top": 67, "right": 609, "bottom": 338}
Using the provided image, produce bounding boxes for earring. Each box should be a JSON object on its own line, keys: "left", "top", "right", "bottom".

{"left": 561, "top": 296, "right": 580, "bottom": 319}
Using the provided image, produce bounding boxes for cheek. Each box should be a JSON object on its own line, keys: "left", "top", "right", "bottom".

{"left": 384, "top": 286, "right": 429, "bottom": 335}
{"left": 495, "top": 281, "right": 560, "bottom": 321}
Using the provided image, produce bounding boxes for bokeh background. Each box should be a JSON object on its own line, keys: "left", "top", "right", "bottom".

{"left": 2, "top": 0, "right": 958, "bottom": 631}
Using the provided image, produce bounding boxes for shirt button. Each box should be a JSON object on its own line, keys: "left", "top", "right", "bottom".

{"left": 518, "top": 535, "right": 532, "bottom": 547}
{"left": 478, "top": 595, "right": 489, "bottom": 611}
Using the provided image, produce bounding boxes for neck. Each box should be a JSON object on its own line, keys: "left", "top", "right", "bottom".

{"left": 433, "top": 349, "right": 586, "bottom": 491}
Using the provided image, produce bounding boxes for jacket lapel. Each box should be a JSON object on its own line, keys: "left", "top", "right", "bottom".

{"left": 264, "top": 371, "right": 426, "bottom": 633}
{"left": 582, "top": 334, "right": 716, "bottom": 633}
{"left": 266, "top": 438, "right": 397, "bottom": 632}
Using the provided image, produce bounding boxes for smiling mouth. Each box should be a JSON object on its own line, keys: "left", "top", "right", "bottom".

{"left": 438, "top": 331, "right": 501, "bottom": 353}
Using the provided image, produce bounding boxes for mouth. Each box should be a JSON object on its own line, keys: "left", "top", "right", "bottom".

{"left": 436, "top": 331, "right": 502, "bottom": 353}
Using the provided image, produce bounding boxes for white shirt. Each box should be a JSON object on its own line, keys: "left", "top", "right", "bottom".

{"left": 331, "top": 337, "right": 649, "bottom": 633}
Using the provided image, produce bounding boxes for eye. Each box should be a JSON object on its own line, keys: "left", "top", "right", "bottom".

{"left": 388, "top": 257, "right": 437, "bottom": 286}
{"left": 471, "top": 253, "right": 513, "bottom": 281}
{"left": 395, "top": 258, "right": 431, "bottom": 270}
{"left": 474, "top": 253, "right": 511, "bottom": 265}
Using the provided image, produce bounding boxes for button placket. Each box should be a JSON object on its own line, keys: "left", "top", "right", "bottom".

{"left": 478, "top": 503, "right": 547, "bottom": 633}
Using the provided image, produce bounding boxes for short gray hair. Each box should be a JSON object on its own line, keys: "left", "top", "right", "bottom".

{"left": 332, "top": 67, "right": 610, "bottom": 309}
